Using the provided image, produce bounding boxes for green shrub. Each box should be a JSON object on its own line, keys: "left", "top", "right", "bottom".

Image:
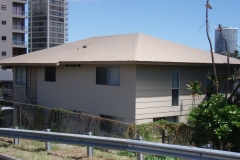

{"left": 188, "top": 94, "right": 240, "bottom": 151}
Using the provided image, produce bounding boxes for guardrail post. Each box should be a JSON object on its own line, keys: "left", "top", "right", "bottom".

{"left": 87, "top": 132, "right": 93, "bottom": 158}
{"left": 14, "top": 126, "right": 19, "bottom": 145}
{"left": 162, "top": 129, "right": 165, "bottom": 143}
{"left": 45, "top": 129, "right": 51, "bottom": 151}
{"left": 137, "top": 136, "right": 144, "bottom": 160}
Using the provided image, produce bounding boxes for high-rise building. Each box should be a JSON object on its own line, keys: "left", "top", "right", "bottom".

{"left": 28, "top": 0, "right": 68, "bottom": 53}
{"left": 0, "top": 0, "right": 28, "bottom": 88}
{"left": 0, "top": 0, "right": 28, "bottom": 59}
{"left": 215, "top": 27, "right": 238, "bottom": 54}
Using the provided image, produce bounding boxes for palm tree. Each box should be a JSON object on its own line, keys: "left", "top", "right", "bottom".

{"left": 186, "top": 81, "right": 203, "bottom": 107}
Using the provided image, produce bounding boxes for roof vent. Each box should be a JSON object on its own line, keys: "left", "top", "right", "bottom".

{"left": 83, "top": 45, "right": 88, "bottom": 48}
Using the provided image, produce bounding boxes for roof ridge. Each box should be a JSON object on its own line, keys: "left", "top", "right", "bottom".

{"left": 90, "top": 33, "right": 140, "bottom": 39}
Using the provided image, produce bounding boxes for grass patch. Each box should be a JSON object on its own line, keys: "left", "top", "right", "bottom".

{"left": 0, "top": 137, "right": 134, "bottom": 160}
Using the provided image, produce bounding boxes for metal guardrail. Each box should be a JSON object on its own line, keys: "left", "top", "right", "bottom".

{"left": 0, "top": 128, "right": 239, "bottom": 160}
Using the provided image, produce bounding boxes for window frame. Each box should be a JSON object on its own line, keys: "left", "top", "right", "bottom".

{"left": 1, "top": 5, "right": 6, "bottom": 10}
{"left": 45, "top": 66, "right": 56, "bottom": 82}
{"left": 96, "top": 67, "right": 120, "bottom": 86}
{"left": 1, "top": 36, "right": 6, "bottom": 40}
{"left": 1, "top": 21, "right": 6, "bottom": 25}
{"left": 16, "top": 66, "right": 26, "bottom": 85}
{"left": 1, "top": 51, "right": 6, "bottom": 56}
{"left": 171, "top": 68, "right": 180, "bottom": 106}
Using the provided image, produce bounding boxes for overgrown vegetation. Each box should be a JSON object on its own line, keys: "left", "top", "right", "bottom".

{"left": 11, "top": 102, "right": 130, "bottom": 138}
{"left": 127, "top": 120, "right": 191, "bottom": 145}
{"left": 117, "top": 151, "right": 181, "bottom": 160}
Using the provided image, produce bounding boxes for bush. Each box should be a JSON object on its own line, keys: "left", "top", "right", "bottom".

{"left": 188, "top": 94, "right": 240, "bottom": 151}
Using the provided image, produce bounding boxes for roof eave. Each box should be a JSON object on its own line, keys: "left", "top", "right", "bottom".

{"left": 1, "top": 62, "right": 60, "bottom": 69}
{"left": 1, "top": 61, "right": 240, "bottom": 68}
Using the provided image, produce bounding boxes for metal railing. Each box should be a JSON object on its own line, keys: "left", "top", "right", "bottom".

{"left": 3, "top": 88, "right": 12, "bottom": 97}
{"left": 12, "top": 40, "right": 27, "bottom": 46}
{"left": 13, "top": 87, "right": 37, "bottom": 104}
{"left": 12, "top": 25, "right": 28, "bottom": 31}
{"left": 12, "top": 0, "right": 27, "bottom": 3}
{"left": 12, "top": 11, "right": 28, "bottom": 16}
{"left": 0, "top": 128, "right": 239, "bottom": 160}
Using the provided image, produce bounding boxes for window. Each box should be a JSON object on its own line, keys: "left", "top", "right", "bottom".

{"left": 1, "top": 51, "right": 6, "bottom": 56}
{"left": 153, "top": 116, "right": 178, "bottom": 123}
{"left": 16, "top": 66, "right": 26, "bottom": 85}
{"left": 172, "top": 68, "right": 179, "bottom": 106}
{"left": 1, "top": 21, "right": 6, "bottom": 25}
{"left": 45, "top": 67, "right": 56, "bottom": 82}
{"left": 1, "top": 36, "right": 6, "bottom": 40}
{"left": 1, "top": 5, "right": 6, "bottom": 10}
{"left": 96, "top": 67, "right": 120, "bottom": 86}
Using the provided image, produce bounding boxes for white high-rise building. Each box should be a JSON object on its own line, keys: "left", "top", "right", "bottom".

{"left": 28, "top": 0, "right": 68, "bottom": 53}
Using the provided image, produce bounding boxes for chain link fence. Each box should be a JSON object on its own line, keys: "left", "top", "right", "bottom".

{"left": 1, "top": 100, "right": 192, "bottom": 145}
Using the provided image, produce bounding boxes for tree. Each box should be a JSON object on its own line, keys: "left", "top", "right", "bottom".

{"left": 205, "top": 72, "right": 222, "bottom": 98}
{"left": 217, "top": 24, "right": 230, "bottom": 98}
{"left": 206, "top": 0, "right": 218, "bottom": 94}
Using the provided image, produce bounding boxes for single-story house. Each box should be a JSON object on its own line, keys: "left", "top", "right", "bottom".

{"left": 0, "top": 33, "right": 240, "bottom": 124}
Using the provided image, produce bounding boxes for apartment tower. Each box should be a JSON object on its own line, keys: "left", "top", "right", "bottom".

{"left": 0, "top": 0, "right": 28, "bottom": 59}
{"left": 28, "top": 0, "right": 68, "bottom": 53}
{"left": 215, "top": 27, "right": 238, "bottom": 54}
{"left": 0, "top": 0, "right": 28, "bottom": 88}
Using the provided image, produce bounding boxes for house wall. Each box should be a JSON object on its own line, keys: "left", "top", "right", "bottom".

{"left": 36, "top": 64, "right": 136, "bottom": 123}
{"left": 135, "top": 65, "right": 209, "bottom": 124}
{"left": 13, "top": 64, "right": 233, "bottom": 125}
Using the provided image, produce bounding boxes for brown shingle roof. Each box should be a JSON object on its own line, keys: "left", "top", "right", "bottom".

{"left": 1, "top": 33, "right": 240, "bottom": 66}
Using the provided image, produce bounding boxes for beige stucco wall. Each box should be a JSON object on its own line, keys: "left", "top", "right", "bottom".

{"left": 36, "top": 64, "right": 136, "bottom": 123}
{"left": 135, "top": 65, "right": 209, "bottom": 124}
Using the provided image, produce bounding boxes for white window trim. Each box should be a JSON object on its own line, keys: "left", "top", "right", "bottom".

{"left": 16, "top": 66, "right": 26, "bottom": 85}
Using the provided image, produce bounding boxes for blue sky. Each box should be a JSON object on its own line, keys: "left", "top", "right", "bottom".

{"left": 68, "top": 0, "right": 240, "bottom": 52}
